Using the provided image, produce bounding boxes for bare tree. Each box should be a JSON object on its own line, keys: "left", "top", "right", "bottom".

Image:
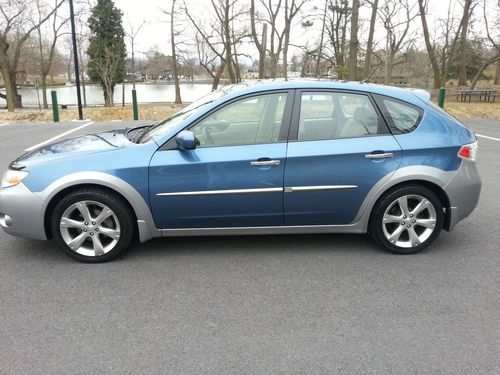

{"left": 379, "top": 0, "right": 418, "bottom": 84}
{"left": 418, "top": 0, "right": 473, "bottom": 88}
{"left": 163, "top": 0, "right": 181, "bottom": 103}
{"left": 260, "top": 0, "right": 283, "bottom": 78}
{"left": 250, "top": 0, "right": 267, "bottom": 78}
{"left": 470, "top": 0, "right": 500, "bottom": 88}
{"left": 0, "top": 0, "right": 64, "bottom": 111}
{"left": 282, "top": 0, "right": 308, "bottom": 79}
{"left": 184, "top": 0, "right": 246, "bottom": 84}
{"left": 256, "top": 0, "right": 307, "bottom": 78}
{"left": 458, "top": 0, "right": 476, "bottom": 86}
{"left": 195, "top": 33, "right": 223, "bottom": 90}
{"left": 125, "top": 19, "right": 145, "bottom": 90}
{"left": 362, "top": 0, "right": 379, "bottom": 79}
{"left": 75, "top": 10, "right": 90, "bottom": 108}
{"left": 348, "top": 0, "right": 359, "bottom": 80}
{"left": 34, "top": 0, "right": 70, "bottom": 109}
{"left": 323, "top": 0, "right": 352, "bottom": 79}
{"left": 313, "top": 1, "right": 328, "bottom": 77}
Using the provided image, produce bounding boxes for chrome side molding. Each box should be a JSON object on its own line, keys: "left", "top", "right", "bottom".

{"left": 157, "top": 187, "right": 283, "bottom": 196}
{"left": 285, "top": 185, "right": 357, "bottom": 192}
{"left": 157, "top": 185, "right": 358, "bottom": 196}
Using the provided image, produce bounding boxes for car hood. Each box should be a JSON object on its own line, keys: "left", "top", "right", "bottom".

{"left": 14, "top": 128, "right": 134, "bottom": 164}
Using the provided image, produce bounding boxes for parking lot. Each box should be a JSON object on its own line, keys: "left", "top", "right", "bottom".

{"left": 0, "top": 119, "right": 498, "bottom": 374}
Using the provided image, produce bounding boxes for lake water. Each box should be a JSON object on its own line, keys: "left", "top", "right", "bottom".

{"left": 15, "top": 83, "right": 215, "bottom": 106}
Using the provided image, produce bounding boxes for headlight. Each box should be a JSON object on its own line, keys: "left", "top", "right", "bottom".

{"left": 1, "top": 170, "right": 29, "bottom": 189}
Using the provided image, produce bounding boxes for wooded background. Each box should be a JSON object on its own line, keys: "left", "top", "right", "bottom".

{"left": 1, "top": 0, "right": 499, "bottom": 111}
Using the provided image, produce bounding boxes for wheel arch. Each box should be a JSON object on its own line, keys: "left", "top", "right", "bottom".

{"left": 44, "top": 183, "right": 138, "bottom": 239}
{"left": 368, "top": 179, "right": 452, "bottom": 231}
{"left": 39, "top": 172, "right": 160, "bottom": 242}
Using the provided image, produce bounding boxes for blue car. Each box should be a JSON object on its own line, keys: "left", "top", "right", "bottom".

{"left": 0, "top": 81, "right": 481, "bottom": 262}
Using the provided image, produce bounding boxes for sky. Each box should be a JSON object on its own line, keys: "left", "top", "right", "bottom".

{"left": 110, "top": 0, "right": 494, "bottom": 62}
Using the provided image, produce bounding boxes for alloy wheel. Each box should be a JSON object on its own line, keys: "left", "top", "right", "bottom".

{"left": 382, "top": 194, "right": 437, "bottom": 248}
{"left": 59, "top": 200, "right": 121, "bottom": 257}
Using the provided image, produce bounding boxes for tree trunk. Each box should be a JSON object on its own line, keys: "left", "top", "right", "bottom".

{"left": 314, "top": 0, "right": 328, "bottom": 78}
{"left": 384, "top": 53, "right": 394, "bottom": 85}
{"left": 170, "top": 0, "right": 182, "bottom": 104}
{"left": 283, "top": 22, "right": 291, "bottom": 79}
{"left": 300, "top": 53, "right": 309, "bottom": 77}
{"left": 0, "top": 55, "right": 22, "bottom": 111}
{"left": 363, "top": 0, "right": 379, "bottom": 79}
{"left": 41, "top": 74, "right": 48, "bottom": 109}
{"left": 1, "top": 64, "right": 15, "bottom": 112}
{"left": 418, "top": 0, "right": 441, "bottom": 88}
{"left": 495, "top": 60, "right": 500, "bottom": 85}
{"left": 260, "top": 23, "right": 267, "bottom": 78}
{"left": 458, "top": 0, "right": 473, "bottom": 86}
{"left": 81, "top": 73, "right": 87, "bottom": 107}
{"left": 250, "top": 0, "right": 267, "bottom": 79}
{"left": 9, "top": 73, "right": 22, "bottom": 109}
{"left": 104, "top": 84, "right": 114, "bottom": 107}
{"left": 222, "top": 0, "right": 236, "bottom": 83}
{"left": 348, "top": 0, "right": 360, "bottom": 80}
{"left": 212, "top": 61, "right": 226, "bottom": 91}
{"left": 470, "top": 55, "right": 500, "bottom": 89}
{"left": 67, "top": 56, "right": 72, "bottom": 82}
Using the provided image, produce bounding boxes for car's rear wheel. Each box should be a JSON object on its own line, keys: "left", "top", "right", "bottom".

{"left": 369, "top": 185, "right": 444, "bottom": 254}
{"left": 50, "top": 188, "right": 135, "bottom": 262}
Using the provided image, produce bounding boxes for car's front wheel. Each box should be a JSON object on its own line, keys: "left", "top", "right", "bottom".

{"left": 370, "top": 185, "right": 444, "bottom": 254}
{"left": 50, "top": 188, "right": 135, "bottom": 262}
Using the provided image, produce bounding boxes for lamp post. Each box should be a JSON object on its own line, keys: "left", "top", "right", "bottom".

{"left": 69, "top": 0, "right": 83, "bottom": 120}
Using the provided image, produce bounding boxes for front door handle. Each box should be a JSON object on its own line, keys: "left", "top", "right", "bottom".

{"left": 250, "top": 160, "right": 281, "bottom": 166}
{"left": 365, "top": 152, "right": 394, "bottom": 159}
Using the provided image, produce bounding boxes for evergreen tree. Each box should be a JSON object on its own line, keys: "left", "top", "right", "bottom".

{"left": 87, "top": 0, "right": 126, "bottom": 107}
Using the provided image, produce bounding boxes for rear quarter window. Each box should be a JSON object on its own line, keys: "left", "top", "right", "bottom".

{"left": 375, "top": 95, "right": 423, "bottom": 134}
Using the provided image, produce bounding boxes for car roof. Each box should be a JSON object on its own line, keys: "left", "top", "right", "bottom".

{"left": 218, "top": 79, "right": 429, "bottom": 108}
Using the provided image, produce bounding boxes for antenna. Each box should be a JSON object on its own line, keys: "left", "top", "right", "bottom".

{"left": 360, "top": 61, "right": 383, "bottom": 84}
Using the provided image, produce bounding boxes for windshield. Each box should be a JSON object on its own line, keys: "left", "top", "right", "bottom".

{"left": 139, "top": 88, "right": 227, "bottom": 143}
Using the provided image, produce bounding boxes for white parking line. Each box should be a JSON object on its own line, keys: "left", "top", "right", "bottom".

{"left": 0, "top": 122, "right": 10, "bottom": 126}
{"left": 24, "top": 121, "right": 94, "bottom": 152}
{"left": 476, "top": 133, "right": 500, "bottom": 142}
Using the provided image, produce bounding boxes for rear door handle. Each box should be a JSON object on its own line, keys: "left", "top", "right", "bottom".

{"left": 365, "top": 152, "right": 394, "bottom": 159}
{"left": 250, "top": 160, "right": 281, "bottom": 166}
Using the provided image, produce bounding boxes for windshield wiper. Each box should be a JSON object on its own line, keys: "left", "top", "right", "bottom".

{"left": 129, "top": 125, "right": 152, "bottom": 143}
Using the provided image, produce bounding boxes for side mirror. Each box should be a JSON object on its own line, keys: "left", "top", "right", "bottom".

{"left": 175, "top": 130, "right": 196, "bottom": 151}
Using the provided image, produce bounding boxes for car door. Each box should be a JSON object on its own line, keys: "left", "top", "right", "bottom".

{"left": 284, "top": 90, "right": 402, "bottom": 225}
{"left": 149, "top": 91, "right": 293, "bottom": 229}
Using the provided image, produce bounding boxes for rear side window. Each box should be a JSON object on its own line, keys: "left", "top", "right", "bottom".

{"left": 375, "top": 96, "right": 423, "bottom": 134}
{"left": 297, "top": 92, "right": 384, "bottom": 141}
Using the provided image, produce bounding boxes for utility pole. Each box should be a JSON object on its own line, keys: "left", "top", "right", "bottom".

{"left": 69, "top": 0, "right": 83, "bottom": 120}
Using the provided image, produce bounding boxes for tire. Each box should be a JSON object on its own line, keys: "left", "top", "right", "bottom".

{"left": 369, "top": 185, "right": 444, "bottom": 254}
{"left": 50, "top": 188, "right": 135, "bottom": 262}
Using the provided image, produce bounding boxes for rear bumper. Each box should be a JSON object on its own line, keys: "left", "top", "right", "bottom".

{"left": 0, "top": 183, "right": 47, "bottom": 240}
{"left": 444, "top": 160, "right": 481, "bottom": 231}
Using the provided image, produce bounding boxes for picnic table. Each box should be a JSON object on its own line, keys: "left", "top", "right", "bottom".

{"left": 456, "top": 89, "right": 496, "bottom": 103}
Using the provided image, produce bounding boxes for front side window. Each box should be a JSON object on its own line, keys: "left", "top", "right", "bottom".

{"left": 191, "top": 92, "right": 288, "bottom": 147}
{"left": 298, "top": 92, "right": 381, "bottom": 141}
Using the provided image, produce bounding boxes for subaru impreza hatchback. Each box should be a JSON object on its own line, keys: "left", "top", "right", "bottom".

{"left": 0, "top": 81, "right": 481, "bottom": 262}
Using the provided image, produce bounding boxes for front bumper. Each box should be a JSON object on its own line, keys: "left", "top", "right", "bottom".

{"left": 0, "top": 182, "right": 47, "bottom": 240}
{"left": 444, "top": 159, "right": 481, "bottom": 231}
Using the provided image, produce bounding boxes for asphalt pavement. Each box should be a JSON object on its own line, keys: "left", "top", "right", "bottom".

{"left": 0, "top": 119, "right": 498, "bottom": 374}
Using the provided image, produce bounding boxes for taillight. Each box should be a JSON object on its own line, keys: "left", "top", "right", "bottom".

{"left": 458, "top": 141, "right": 478, "bottom": 161}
